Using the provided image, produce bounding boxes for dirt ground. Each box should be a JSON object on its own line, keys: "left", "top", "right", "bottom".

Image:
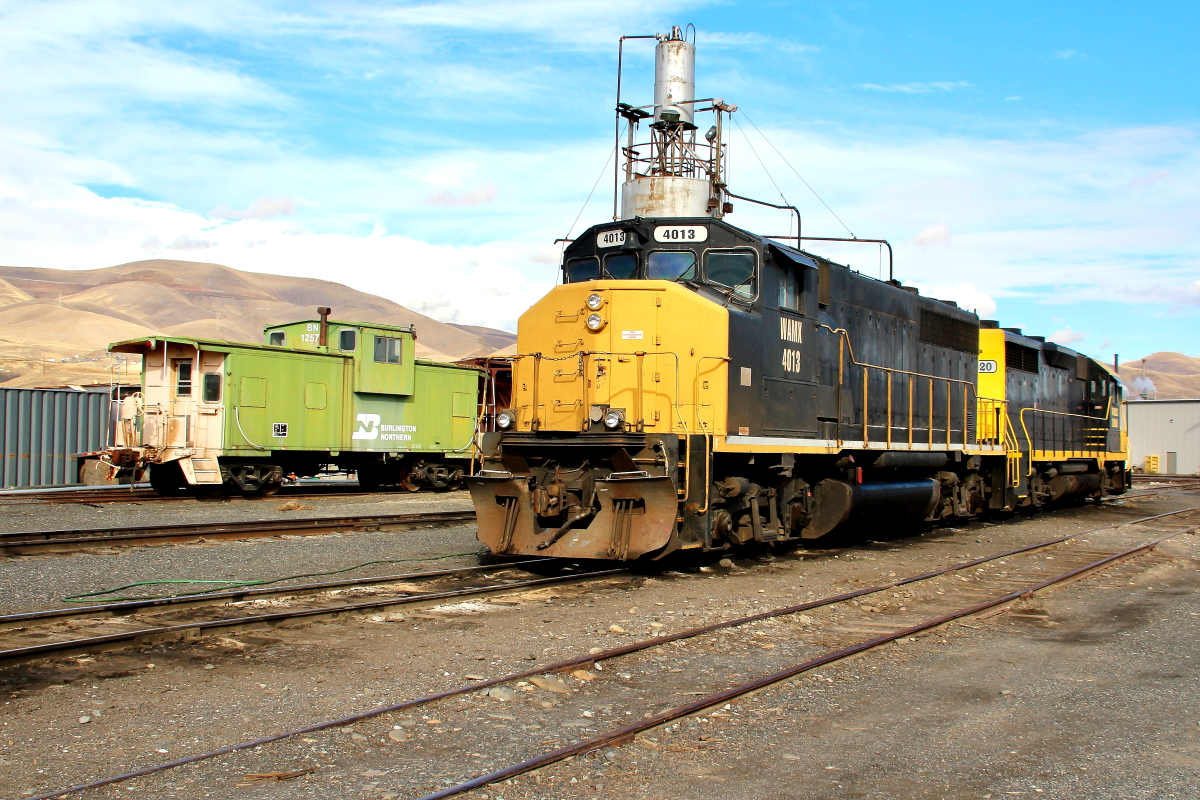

{"left": 1, "top": 491, "right": 1197, "bottom": 799}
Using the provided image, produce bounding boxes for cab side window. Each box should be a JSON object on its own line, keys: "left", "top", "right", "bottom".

{"left": 778, "top": 263, "right": 801, "bottom": 312}
{"left": 339, "top": 328, "right": 357, "bottom": 351}
{"left": 705, "top": 250, "right": 756, "bottom": 298}
{"left": 268, "top": 331, "right": 285, "bottom": 346}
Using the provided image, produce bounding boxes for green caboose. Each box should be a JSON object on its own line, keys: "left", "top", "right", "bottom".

{"left": 100, "top": 310, "right": 483, "bottom": 494}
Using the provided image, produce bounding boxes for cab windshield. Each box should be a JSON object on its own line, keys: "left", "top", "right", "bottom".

{"left": 646, "top": 251, "right": 696, "bottom": 281}
{"left": 565, "top": 257, "right": 600, "bottom": 282}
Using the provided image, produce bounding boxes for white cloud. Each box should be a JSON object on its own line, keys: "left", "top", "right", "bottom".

{"left": 917, "top": 283, "right": 997, "bottom": 317}
{"left": 426, "top": 183, "right": 498, "bottom": 207}
{"left": 1055, "top": 49, "right": 1077, "bottom": 59}
{"left": 858, "top": 81, "right": 970, "bottom": 94}
{"left": 210, "top": 196, "right": 298, "bottom": 220}
{"left": 1049, "top": 326, "right": 1087, "bottom": 345}
{"left": 0, "top": 142, "right": 551, "bottom": 330}
{"left": 913, "top": 224, "right": 950, "bottom": 245}
{"left": 720, "top": 122, "right": 1200, "bottom": 319}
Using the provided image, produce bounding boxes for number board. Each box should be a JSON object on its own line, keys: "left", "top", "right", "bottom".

{"left": 978, "top": 360, "right": 998, "bottom": 374}
{"left": 596, "top": 230, "right": 627, "bottom": 248}
{"left": 653, "top": 225, "right": 708, "bottom": 243}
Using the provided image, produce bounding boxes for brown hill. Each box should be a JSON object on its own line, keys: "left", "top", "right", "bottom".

{"left": 0, "top": 259, "right": 514, "bottom": 388}
{"left": 1118, "top": 352, "right": 1200, "bottom": 400}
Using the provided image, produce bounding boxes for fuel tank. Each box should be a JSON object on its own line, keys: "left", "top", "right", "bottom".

{"left": 802, "top": 478, "right": 941, "bottom": 540}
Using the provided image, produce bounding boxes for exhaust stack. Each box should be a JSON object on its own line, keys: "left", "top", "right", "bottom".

{"left": 317, "top": 306, "right": 331, "bottom": 347}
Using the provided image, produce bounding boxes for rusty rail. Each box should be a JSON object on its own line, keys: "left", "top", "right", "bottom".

{"left": 26, "top": 505, "right": 1200, "bottom": 800}
{"left": 0, "top": 559, "right": 553, "bottom": 629}
{"left": 0, "top": 569, "right": 629, "bottom": 666}
{"left": 0, "top": 509, "right": 477, "bottom": 555}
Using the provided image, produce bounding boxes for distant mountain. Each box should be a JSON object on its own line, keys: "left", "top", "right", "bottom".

{"left": 0, "top": 259, "right": 515, "bottom": 388}
{"left": 1119, "top": 352, "right": 1200, "bottom": 400}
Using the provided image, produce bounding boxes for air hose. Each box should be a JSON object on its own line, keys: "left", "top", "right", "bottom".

{"left": 62, "top": 550, "right": 486, "bottom": 603}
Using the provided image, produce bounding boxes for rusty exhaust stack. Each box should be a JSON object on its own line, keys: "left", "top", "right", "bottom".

{"left": 317, "top": 307, "right": 331, "bottom": 347}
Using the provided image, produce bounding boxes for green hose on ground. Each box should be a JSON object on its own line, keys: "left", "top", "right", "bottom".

{"left": 62, "top": 550, "right": 487, "bottom": 603}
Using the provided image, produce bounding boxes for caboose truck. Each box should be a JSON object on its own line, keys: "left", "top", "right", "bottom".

{"left": 88, "top": 309, "right": 483, "bottom": 495}
{"left": 467, "top": 27, "right": 1130, "bottom": 561}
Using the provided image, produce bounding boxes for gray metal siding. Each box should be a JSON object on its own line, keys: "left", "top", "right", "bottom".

{"left": 1126, "top": 400, "right": 1200, "bottom": 475}
{"left": 0, "top": 388, "right": 112, "bottom": 488}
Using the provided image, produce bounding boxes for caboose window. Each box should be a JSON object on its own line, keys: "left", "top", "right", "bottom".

{"left": 173, "top": 359, "right": 193, "bottom": 397}
{"left": 374, "top": 336, "right": 402, "bottom": 364}
{"left": 339, "top": 328, "right": 357, "bottom": 351}
{"left": 705, "top": 250, "right": 756, "bottom": 298}
{"left": 565, "top": 257, "right": 600, "bottom": 283}
{"left": 268, "top": 331, "right": 285, "bottom": 346}
{"left": 778, "top": 264, "right": 801, "bottom": 311}
{"left": 202, "top": 373, "right": 221, "bottom": 403}
{"left": 604, "top": 253, "right": 638, "bottom": 280}
{"left": 646, "top": 251, "right": 696, "bottom": 281}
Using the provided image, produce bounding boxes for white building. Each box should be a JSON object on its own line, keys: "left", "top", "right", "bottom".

{"left": 1126, "top": 399, "right": 1200, "bottom": 475}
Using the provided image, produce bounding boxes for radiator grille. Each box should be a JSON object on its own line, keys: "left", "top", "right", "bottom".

{"left": 918, "top": 310, "right": 978, "bottom": 353}
{"left": 1005, "top": 341, "right": 1041, "bottom": 373}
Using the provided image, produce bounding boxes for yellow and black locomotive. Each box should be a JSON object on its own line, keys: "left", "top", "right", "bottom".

{"left": 466, "top": 27, "right": 1129, "bottom": 560}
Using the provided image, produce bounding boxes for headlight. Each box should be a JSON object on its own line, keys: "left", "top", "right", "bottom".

{"left": 496, "top": 409, "right": 516, "bottom": 430}
{"left": 586, "top": 313, "right": 605, "bottom": 331}
{"left": 587, "top": 293, "right": 604, "bottom": 311}
{"left": 603, "top": 408, "right": 625, "bottom": 430}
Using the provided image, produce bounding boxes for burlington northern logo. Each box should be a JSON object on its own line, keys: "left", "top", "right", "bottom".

{"left": 352, "top": 413, "right": 381, "bottom": 440}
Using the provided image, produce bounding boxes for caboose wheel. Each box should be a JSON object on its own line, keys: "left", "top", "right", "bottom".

{"left": 400, "top": 473, "right": 422, "bottom": 492}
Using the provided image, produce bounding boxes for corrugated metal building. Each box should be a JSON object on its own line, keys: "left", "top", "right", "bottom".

{"left": 0, "top": 387, "right": 113, "bottom": 488}
{"left": 1126, "top": 399, "right": 1200, "bottom": 475}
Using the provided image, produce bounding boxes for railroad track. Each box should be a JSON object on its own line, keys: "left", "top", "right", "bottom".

{"left": 0, "top": 560, "right": 629, "bottom": 666}
{"left": 0, "top": 509, "right": 477, "bottom": 555}
{"left": 26, "top": 505, "right": 1200, "bottom": 800}
{"left": 0, "top": 483, "right": 404, "bottom": 505}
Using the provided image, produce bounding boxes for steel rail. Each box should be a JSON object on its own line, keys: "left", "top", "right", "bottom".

{"left": 0, "top": 569, "right": 630, "bottom": 666}
{"left": 0, "top": 488, "right": 378, "bottom": 505}
{"left": 416, "top": 521, "right": 1200, "bottom": 800}
{"left": 0, "top": 510, "right": 477, "bottom": 554}
{"left": 26, "top": 505, "right": 1200, "bottom": 800}
{"left": 0, "top": 559, "right": 553, "bottom": 628}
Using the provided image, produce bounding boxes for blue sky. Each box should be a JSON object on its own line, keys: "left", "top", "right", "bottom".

{"left": 1, "top": 1, "right": 1197, "bottom": 361}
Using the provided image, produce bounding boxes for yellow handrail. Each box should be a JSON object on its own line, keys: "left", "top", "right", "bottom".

{"left": 819, "top": 324, "right": 1001, "bottom": 448}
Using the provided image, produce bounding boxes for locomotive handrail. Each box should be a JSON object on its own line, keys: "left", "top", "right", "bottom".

{"left": 1017, "top": 405, "right": 1111, "bottom": 467}
{"left": 820, "top": 324, "right": 998, "bottom": 449}
{"left": 509, "top": 350, "right": 689, "bottom": 436}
